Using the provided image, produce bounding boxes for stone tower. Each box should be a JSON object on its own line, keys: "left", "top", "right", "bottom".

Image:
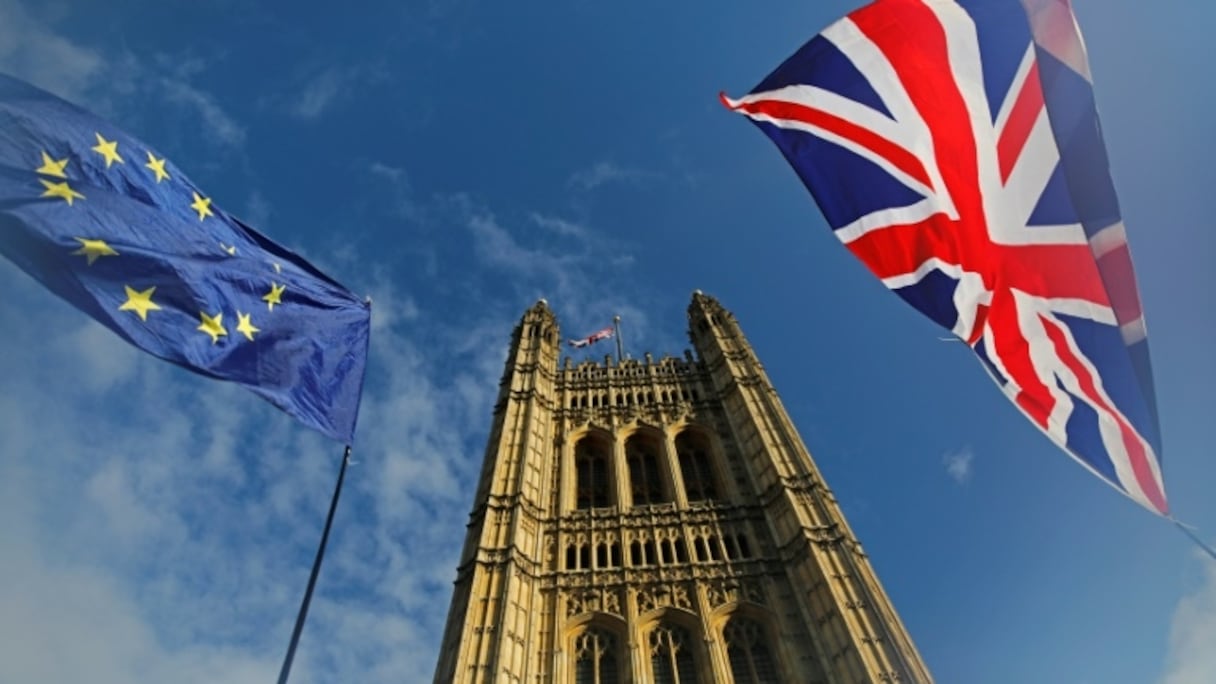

{"left": 433, "top": 293, "right": 931, "bottom": 683}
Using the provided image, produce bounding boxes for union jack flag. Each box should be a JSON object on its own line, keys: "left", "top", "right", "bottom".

{"left": 568, "top": 325, "right": 614, "bottom": 348}
{"left": 724, "top": 0, "right": 1167, "bottom": 513}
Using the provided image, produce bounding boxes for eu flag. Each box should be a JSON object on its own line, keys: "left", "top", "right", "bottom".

{"left": 0, "top": 73, "right": 371, "bottom": 444}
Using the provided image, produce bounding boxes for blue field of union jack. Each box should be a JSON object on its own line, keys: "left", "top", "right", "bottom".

{"left": 725, "top": 0, "right": 1166, "bottom": 513}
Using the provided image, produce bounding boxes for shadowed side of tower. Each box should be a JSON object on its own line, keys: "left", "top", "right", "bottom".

{"left": 433, "top": 294, "right": 932, "bottom": 683}
{"left": 686, "top": 292, "right": 932, "bottom": 683}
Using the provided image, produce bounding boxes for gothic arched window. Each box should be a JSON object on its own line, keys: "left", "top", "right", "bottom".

{"left": 676, "top": 432, "right": 719, "bottom": 502}
{"left": 574, "top": 627, "right": 621, "bottom": 684}
{"left": 626, "top": 434, "right": 668, "bottom": 506}
{"left": 576, "top": 438, "right": 613, "bottom": 509}
{"left": 724, "top": 618, "right": 779, "bottom": 684}
{"left": 649, "top": 624, "right": 700, "bottom": 684}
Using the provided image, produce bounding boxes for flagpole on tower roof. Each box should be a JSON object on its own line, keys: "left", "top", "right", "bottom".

{"left": 613, "top": 315, "right": 623, "bottom": 363}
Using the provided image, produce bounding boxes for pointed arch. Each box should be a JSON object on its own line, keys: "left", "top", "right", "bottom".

{"left": 675, "top": 428, "right": 720, "bottom": 502}
{"left": 637, "top": 609, "right": 707, "bottom": 684}
{"left": 572, "top": 626, "right": 622, "bottom": 684}
{"left": 625, "top": 429, "right": 670, "bottom": 506}
{"left": 573, "top": 431, "right": 615, "bottom": 509}
{"left": 566, "top": 614, "right": 629, "bottom": 684}
{"left": 649, "top": 622, "right": 700, "bottom": 684}
{"left": 721, "top": 615, "right": 781, "bottom": 684}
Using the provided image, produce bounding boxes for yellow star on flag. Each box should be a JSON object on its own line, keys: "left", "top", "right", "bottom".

{"left": 198, "top": 311, "right": 227, "bottom": 344}
{"left": 190, "top": 192, "right": 213, "bottom": 220}
{"left": 220, "top": 242, "right": 237, "bottom": 256}
{"left": 263, "top": 282, "right": 285, "bottom": 311}
{"left": 145, "top": 152, "right": 170, "bottom": 183}
{"left": 91, "top": 133, "right": 124, "bottom": 168}
{"left": 37, "top": 150, "right": 69, "bottom": 178}
{"left": 236, "top": 312, "right": 260, "bottom": 341}
{"left": 118, "top": 285, "right": 161, "bottom": 322}
{"left": 40, "top": 179, "right": 85, "bottom": 205}
{"left": 72, "top": 237, "right": 119, "bottom": 265}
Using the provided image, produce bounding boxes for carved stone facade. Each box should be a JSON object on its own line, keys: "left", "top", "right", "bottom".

{"left": 433, "top": 293, "right": 932, "bottom": 683}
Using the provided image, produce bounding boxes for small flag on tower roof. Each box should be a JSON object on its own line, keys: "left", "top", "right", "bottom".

{"left": 568, "top": 325, "right": 614, "bottom": 349}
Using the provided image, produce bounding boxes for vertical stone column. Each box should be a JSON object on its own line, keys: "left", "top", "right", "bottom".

{"left": 687, "top": 292, "right": 933, "bottom": 684}
{"left": 433, "top": 300, "right": 561, "bottom": 684}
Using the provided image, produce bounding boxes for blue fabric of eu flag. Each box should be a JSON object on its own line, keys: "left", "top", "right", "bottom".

{"left": 0, "top": 73, "right": 370, "bottom": 444}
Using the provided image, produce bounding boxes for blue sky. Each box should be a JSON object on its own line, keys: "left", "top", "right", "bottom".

{"left": 0, "top": 1, "right": 1213, "bottom": 682}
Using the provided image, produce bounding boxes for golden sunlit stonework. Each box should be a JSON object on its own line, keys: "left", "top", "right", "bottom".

{"left": 433, "top": 293, "right": 932, "bottom": 683}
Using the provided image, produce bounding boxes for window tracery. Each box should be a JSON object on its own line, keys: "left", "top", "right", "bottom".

{"left": 573, "top": 628, "right": 621, "bottom": 684}
{"left": 626, "top": 434, "right": 668, "bottom": 506}
{"left": 676, "top": 432, "right": 719, "bottom": 502}
{"left": 649, "top": 624, "right": 700, "bottom": 684}
{"left": 724, "top": 618, "right": 780, "bottom": 684}
{"left": 576, "top": 439, "right": 613, "bottom": 509}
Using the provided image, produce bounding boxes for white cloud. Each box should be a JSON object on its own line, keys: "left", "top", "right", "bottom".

{"left": 0, "top": 263, "right": 484, "bottom": 684}
{"left": 57, "top": 319, "right": 142, "bottom": 393}
{"left": 367, "top": 162, "right": 426, "bottom": 224}
{"left": 568, "top": 160, "right": 661, "bottom": 190}
{"left": 0, "top": 1, "right": 245, "bottom": 151}
{"left": 531, "top": 212, "right": 591, "bottom": 239}
{"left": 0, "top": 178, "right": 623, "bottom": 680}
{"left": 943, "top": 447, "right": 974, "bottom": 485}
{"left": 243, "top": 190, "right": 273, "bottom": 228}
{"left": 289, "top": 67, "right": 350, "bottom": 120}
{"left": 1158, "top": 553, "right": 1216, "bottom": 684}
{"left": 0, "top": 0, "right": 106, "bottom": 101}
{"left": 274, "top": 64, "right": 384, "bottom": 121}
{"left": 157, "top": 75, "right": 247, "bottom": 147}
{"left": 0, "top": 98, "right": 657, "bottom": 683}
{"left": 370, "top": 161, "right": 406, "bottom": 182}
{"left": 0, "top": 271, "right": 648, "bottom": 684}
{"left": 468, "top": 212, "right": 556, "bottom": 276}
{"left": 0, "top": 527, "right": 279, "bottom": 684}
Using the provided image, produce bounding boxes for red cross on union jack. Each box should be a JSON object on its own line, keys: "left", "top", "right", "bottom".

{"left": 725, "top": 0, "right": 1166, "bottom": 513}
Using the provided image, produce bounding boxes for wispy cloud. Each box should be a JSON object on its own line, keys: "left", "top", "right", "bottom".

{"left": 530, "top": 212, "right": 591, "bottom": 239}
{"left": 294, "top": 67, "right": 347, "bottom": 119}
{"left": 1158, "top": 554, "right": 1216, "bottom": 684}
{"left": 942, "top": 447, "right": 975, "bottom": 485}
{"left": 243, "top": 189, "right": 272, "bottom": 228}
{"left": 0, "top": 263, "right": 492, "bottom": 683}
{"left": 367, "top": 161, "right": 425, "bottom": 224}
{"left": 370, "top": 162, "right": 406, "bottom": 182}
{"left": 0, "top": 55, "right": 668, "bottom": 677}
{"left": 468, "top": 212, "right": 561, "bottom": 279}
{"left": 270, "top": 64, "right": 385, "bottom": 121}
{"left": 0, "top": 2, "right": 245, "bottom": 151}
{"left": 567, "top": 160, "right": 661, "bottom": 191}
{"left": 463, "top": 206, "right": 640, "bottom": 325}
{"left": 0, "top": 163, "right": 661, "bottom": 681}
{"left": 156, "top": 75, "right": 247, "bottom": 148}
{"left": 0, "top": 0, "right": 106, "bottom": 101}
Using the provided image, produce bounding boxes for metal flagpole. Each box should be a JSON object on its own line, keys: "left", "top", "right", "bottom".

{"left": 277, "top": 445, "right": 352, "bottom": 684}
{"left": 1172, "top": 518, "right": 1216, "bottom": 562}
{"left": 613, "top": 315, "right": 623, "bottom": 363}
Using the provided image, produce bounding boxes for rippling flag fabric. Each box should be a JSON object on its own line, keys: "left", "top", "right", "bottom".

{"left": 0, "top": 73, "right": 371, "bottom": 444}
{"left": 723, "top": 0, "right": 1167, "bottom": 513}
{"left": 568, "top": 325, "right": 614, "bottom": 349}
